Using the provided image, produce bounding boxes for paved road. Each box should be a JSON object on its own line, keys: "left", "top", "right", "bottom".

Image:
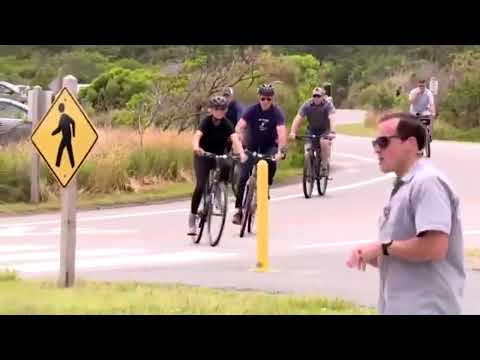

{"left": 1, "top": 109, "right": 479, "bottom": 314}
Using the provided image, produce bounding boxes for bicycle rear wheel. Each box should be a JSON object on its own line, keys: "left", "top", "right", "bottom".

{"left": 302, "top": 154, "right": 314, "bottom": 199}
{"left": 247, "top": 189, "right": 256, "bottom": 234}
{"left": 425, "top": 133, "right": 431, "bottom": 158}
{"left": 207, "top": 182, "right": 228, "bottom": 247}
{"left": 193, "top": 183, "right": 209, "bottom": 244}
{"left": 240, "top": 183, "right": 253, "bottom": 238}
{"left": 317, "top": 162, "right": 329, "bottom": 196}
{"left": 231, "top": 162, "right": 240, "bottom": 197}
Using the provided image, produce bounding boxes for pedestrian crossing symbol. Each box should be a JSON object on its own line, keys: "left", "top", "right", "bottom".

{"left": 31, "top": 87, "right": 98, "bottom": 188}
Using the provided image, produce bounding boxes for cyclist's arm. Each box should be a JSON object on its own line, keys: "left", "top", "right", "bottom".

{"left": 192, "top": 130, "right": 203, "bottom": 153}
{"left": 235, "top": 118, "right": 247, "bottom": 144}
{"left": 409, "top": 88, "right": 419, "bottom": 104}
{"left": 230, "top": 133, "right": 246, "bottom": 158}
{"left": 290, "top": 114, "right": 304, "bottom": 136}
{"left": 328, "top": 104, "right": 336, "bottom": 133}
{"left": 277, "top": 124, "right": 288, "bottom": 151}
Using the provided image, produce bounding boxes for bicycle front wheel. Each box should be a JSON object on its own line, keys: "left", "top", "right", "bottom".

{"left": 425, "top": 135, "right": 431, "bottom": 158}
{"left": 302, "top": 155, "right": 314, "bottom": 199}
{"left": 240, "top": 183, "right": 253, "bottom": 238}
{"left": 207, "top": 182, "right": 228, "bottom": 247}
{"left": 317, "top": 162, "right": 329, "bottom": 196}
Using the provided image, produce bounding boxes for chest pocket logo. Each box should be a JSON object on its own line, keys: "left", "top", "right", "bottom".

{"left": 258, "top": 118, "right": 270, "bottom": 131}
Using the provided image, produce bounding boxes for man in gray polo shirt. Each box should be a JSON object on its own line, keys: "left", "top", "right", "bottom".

{"left": 289, "top": 87, "right": 336, "bottom": 173}
{"left": 346, "top": 112, "right": 465, "bottom": 315}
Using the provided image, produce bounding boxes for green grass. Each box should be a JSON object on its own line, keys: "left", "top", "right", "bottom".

{"left": 0, "top": 272, "right": 374, "bottom": 315}
{"left": 337, "top": 120, "right": 480, "bottom": 143}
{"left": 0, "top": 182, "right": 194, "bottom": 216}
{"left": 0, "top": 165, "right": 302, "bottom": 216}
{"left": 336, "top": 123, "right": 377, "bottom": 137}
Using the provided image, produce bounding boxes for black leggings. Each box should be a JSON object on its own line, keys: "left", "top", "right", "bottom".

{"left": 191, "top": 155, "right": 230, "bottom": 214}
{"left": 235, "top": 146, "right": 277, "bottom": 209}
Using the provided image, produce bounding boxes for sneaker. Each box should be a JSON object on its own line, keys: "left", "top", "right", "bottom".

{"left": 232, "top": 209, "right": 243, "bottom": 225}
{"left": 187, "top": 213, "right": 197, "bottom": 236}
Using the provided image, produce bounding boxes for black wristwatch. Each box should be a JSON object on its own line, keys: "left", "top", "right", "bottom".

{"left": 382, "top": 240, "right": 393, "bottom": 256}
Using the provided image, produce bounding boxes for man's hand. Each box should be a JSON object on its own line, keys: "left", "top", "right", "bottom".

{"left": 346, "top": 248, "right": 366, "bottom": 271}
{"left": 239, "top": 152, "right": 248, "bottom": 164}
{"left": 357, "top": 243, "right": 382, "bottom": 264}
{"left": 288, "top": 132, "right": 296, "bottom": 141}
{"left": 274, "top": 151, "right": 284, "bottom": 162}
{"left": 193, "top": 147, "right": 204, "bottom": 156}
{"left": 346, "top": 242, "right": 382, "bottom": 270}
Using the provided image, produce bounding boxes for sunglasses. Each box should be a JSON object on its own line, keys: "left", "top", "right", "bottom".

{"left": 313, "top": 94, "right": 323, "bottom": 98}
{"left": 260, "top": 97, "right": 272, "bottom": 102}
{"left": 372, "top": 135, "right": 402, "bottom": 149}
{"left": 212, "top": 106, "right": 227, "bottom": 111}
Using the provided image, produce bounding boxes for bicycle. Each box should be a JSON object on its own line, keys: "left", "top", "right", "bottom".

{"left": 415, "top": 112, "right": 433, "bottom": 158}
{"left": 296, "top": 133, "right": 335, "bottom": 198}
{"left": 193, "top": 151, "right": 239, "bottom": 247}
{"left": 228, "top": 154, "right": 241, "bottom": 198}
{"left": 239, "top": 151, "right": 277, "bottom": 238}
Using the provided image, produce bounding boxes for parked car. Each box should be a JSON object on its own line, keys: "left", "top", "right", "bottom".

{"left": 0, "top": 81, "right": 29, "bottom": 103}
{"left": 0, "top": 98, "right": 28, "bottom": 121}
{"left": 0, "top": 98, "right": 31, "bottom": 146}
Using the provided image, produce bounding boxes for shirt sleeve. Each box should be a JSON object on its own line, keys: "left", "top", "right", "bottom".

{"left": 224, "top": 118, "right": 235, "bottom": 136}
{"left": 199, "top": 117, "right": 210, "bottom": 133}
{"left": 411, "top": 176, "right": 453, "bottom": 236}
{"left": 299, "top": 101, "right": 310, "bottom": 117}
{"left": 242, "top": 105, "right": 254, "bottom": 123}
{"left": 275, "top": 107, "right": 286, "bottom": 126}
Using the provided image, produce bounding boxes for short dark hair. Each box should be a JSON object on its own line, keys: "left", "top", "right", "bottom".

{"left": 379, "top": 112, "right": 426, "bottom": 151}
{"left": 418, "top": 79, "right": 426, "bottom": 85}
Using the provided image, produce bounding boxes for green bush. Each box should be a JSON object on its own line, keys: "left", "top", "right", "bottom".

{"left": 441, "top": 72, "right": 480, "bottom": 129}
{"left": 357, "top": 84, "right": 396, "bottom": 111}
{"left": 83, "top": 66, "right": 158, "bottom": 112}
{"left": 0, "top": 145, "right": 31, "bottom": 202}
{"left": 127, "top": 147, "right": 192, "bottom": 181}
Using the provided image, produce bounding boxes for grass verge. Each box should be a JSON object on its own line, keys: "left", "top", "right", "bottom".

{"left": 0, "top": 165, "right": 302, "bottom": 216}
{"left": 0, "top": 271, "right": 374, "bottom": 315}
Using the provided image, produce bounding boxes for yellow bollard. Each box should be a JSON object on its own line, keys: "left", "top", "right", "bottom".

{"left": 256, "top": 160, "right": 269, "bottom": 272}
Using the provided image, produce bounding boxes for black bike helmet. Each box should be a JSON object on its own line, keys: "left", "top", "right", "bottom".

{"left": 208, "top": 95, "right": 228, "bottom": 109}
{"left": 257, "top": 83, "right": 275, "bottom": 96}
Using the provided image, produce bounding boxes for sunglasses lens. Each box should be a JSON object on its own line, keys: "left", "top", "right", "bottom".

{"left": 261, "top": 97, "right": 272, "bottom": 102}
{"left": 373, "top": 137, "right": 389, "bottom": 149}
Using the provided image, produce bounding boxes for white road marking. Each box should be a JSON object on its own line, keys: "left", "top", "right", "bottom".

{"left": 298, "top": 230, "right": 480, "bottom": 250}
{"left": 333, "top": 152, "right": 377, "bottom": 163}
{"left": 0, "top": 245, "right": 57, "bottom": 253}
{"left": 0, "top": 248, "right": 146, "bottom": 263}
{"left": 0, "top": 152, "right": 389, "bottom": 228}
{"left": 271, "top": 173, "right": 395, "bottom": 202}
{"left": 0, "top": 226, "right": 137, "bottom": 237}
{"left": 296, "top": 240, "right": 374, "bottom": 249}
{"left": 1, "top": 250, "right": 239, "bottom": 274}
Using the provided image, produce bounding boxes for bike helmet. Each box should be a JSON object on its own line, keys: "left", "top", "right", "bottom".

{"left": 257, "top": 83, "right": 275, "bottom": 96}
{"left": 209, "top": 95, "right": 228, "bottom": 109}
{"left": 223, "top": 87, "right": 234, "bottom": 97}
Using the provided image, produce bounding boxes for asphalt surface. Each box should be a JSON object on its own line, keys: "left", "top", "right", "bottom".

{"left": 1, "top": 109, "right": 479, "bottom": 314}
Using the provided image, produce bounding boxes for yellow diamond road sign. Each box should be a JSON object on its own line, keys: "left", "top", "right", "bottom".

{"left": 31, "top": 87, "right": 98, "bottom": 188}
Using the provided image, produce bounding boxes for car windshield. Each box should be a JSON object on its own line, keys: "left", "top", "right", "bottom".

{"left": 0, "top": 102, "right": 28, "bottom": 121}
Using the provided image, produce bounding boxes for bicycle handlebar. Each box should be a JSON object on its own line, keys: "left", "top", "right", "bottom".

{"left": 295, "top": 133, "right": 336, "bottom": 141}
{"left": 245, "top": 150, "right": 278, "bottom": 162}
{"left": 200, "top": 151, "right": 240, "bottom": 161}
